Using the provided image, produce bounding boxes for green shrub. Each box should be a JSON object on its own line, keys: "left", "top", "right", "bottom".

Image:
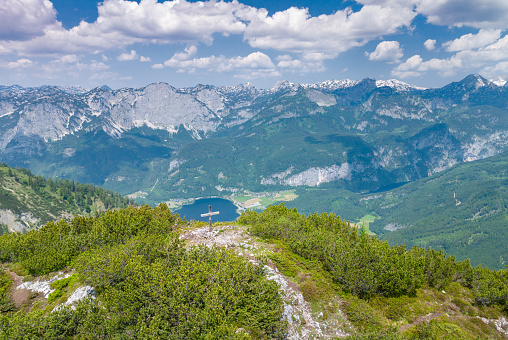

{"left": 0, "top": 204, "right": 181, "bottom": 275}
{"left": 0, "top": 269, "right": 13, "bottom": 313}
{"left": 47, "top": 275, "right": 77, "bottom": 304}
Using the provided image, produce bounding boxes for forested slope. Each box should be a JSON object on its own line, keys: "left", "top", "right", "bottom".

{"left": 0, "top": 163, "right": 136, "bottom": 234}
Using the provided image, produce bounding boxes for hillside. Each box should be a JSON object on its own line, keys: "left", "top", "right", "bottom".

{"left": 286, "top": 152, "right": 508, "bottom": 269}
{"left": 0, "top": 204, "right": 507, "bottom": 339}
{"left": 0, "top": 163, "right": 135, "bottom": 234}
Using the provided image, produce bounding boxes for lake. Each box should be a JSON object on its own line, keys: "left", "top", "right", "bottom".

{"left": 175, "top": 197, "right": 240, "bottom": 222}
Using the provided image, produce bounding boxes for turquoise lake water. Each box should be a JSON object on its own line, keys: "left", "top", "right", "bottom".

{"left": 175, "top": 197, "right": 240, "bottom": 222}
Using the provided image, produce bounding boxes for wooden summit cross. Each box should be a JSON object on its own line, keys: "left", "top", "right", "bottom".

{"left": 201, "top": 205, "right": 219, "bottom": 232}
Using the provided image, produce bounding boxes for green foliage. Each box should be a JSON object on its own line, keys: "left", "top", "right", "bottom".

{"left": 266, "top": 242, "right": 336, "bottom": 302}
{"left": 0, "top": 204, "right": 180, "bottom": 275}
{"left": 242, "top": 204, "right": 428, "bottom": 299}
{"left": 0, "top": 205, "right": 285, "bottom": 339}
{"left": 471, "top": 266, "right": 508, "bottom": 310}
{"left": 47, "top": 275, "right": 77, "bottom": 304}
{"left": 342, "top": 295, "right": 385, "bottom": 333}
{"left": 0, "top": 269, "right": 13, "bottom": 313}
{"left": 73, "top": 238, "right": 285, "bottom": 338}
{"left": 241, "top": 204, "right": 508, "bottom": 311}
{"left": 0, "top": 164, "right": 137, "bottom": 230}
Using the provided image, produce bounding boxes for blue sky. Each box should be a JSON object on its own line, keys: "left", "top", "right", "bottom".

{"left": 1, "top": 0, "right": 508, "bottom": 89}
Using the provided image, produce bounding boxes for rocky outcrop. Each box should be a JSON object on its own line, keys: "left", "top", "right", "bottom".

{"left": 0, "top": 209, "right": 39, "bottom": 233}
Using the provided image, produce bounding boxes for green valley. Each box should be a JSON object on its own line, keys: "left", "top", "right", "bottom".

{"left": 286, "top": 152, "right": 508, "bottom": 269}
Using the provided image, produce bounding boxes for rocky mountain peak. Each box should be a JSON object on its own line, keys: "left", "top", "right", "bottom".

{"left": 375, "top": 79, "right": 426, "bottom": 92}
{"left": 270, "top": 80, "right": 301, "bottom": 93}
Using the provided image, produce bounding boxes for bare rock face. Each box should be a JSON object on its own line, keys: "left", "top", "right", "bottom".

{"left": 105, "top": 83, "right": 220, "bottom": 134}
{"left": 0, "top": 209, "right": 39, "bottom": 233}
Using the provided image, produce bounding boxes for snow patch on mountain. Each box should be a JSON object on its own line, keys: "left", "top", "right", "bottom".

{"left": 302, "top": 79, "right": 360, "bottom": 91}
{"left": 489, "top": 77, "right": 507, "bottom": 87}
{"left": 376, "top": 79, "right": 426, "bottom": 92}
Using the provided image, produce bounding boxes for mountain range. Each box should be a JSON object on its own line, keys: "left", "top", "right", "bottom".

{"left": 1, "top": 74, "right": 507, "bottom": 206}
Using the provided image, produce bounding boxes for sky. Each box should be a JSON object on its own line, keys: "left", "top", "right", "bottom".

{"left": 1, "top": 0, "right": 508, "bottom": 90}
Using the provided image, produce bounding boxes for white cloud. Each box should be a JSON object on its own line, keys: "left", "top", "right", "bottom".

{"left": 424, "top": 39, "right": 436, "bottom": 50}
{"left": 117, "top": 50, "right": 138, "bottom": 61}
{"left": 0, "top": 0, "right": 58, "bottom": 41}
{"left": 40, "top": 57, "right": 110, "bottom": 78}
{"left": 356, "top": 0, "right": 508, "bottom": 29}
{"left": 5, "top": 58, "right": 33, "bottom": 68}
{"left": 243, "top": 5, "right": 415, "bottom": 58}
{"left": 152, "top": 63, "right": 164, "bottom": 69}
{"left": 416, "top": 0, "right": 508, "bottom": 29}
{"left": 443, "top": 29, "right": 502, "bottom": 52}
{"left": 4, "top": 0, "right": 508, "bottom": 84}
{"left": 0, "top": 0, "right": 249, "bottom": 55}
{"left": 275, "top": 54, "right": 325, "bottom": 73}
{"left": 482, "top": 61, "right": 508, "bottom": 77}
{"left": 172, "top": 45, "right": 197, "bottom": 61}
{"left": 58, "top": 54, "right": 78, "bottom": 64}
{"left": 367, "top": 41, "right": 403, "bottom": 62}
{"left": 163, "top": 51, "right": 278, "bottom": 78}
{"left": 392, "top": 54, "right": 462, "bottom": 78}
{"left": 392, "top": 34, "right": 508, "bottom": 78}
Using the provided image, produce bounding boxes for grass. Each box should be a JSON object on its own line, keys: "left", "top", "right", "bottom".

{"left": 354, "top": 214, "right": 379, "bottom": 236}
{"left": 233, "top": 195, "right": 253, "bottom": 203}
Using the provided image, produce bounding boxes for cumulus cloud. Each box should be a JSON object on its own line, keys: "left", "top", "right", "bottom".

{"left": 163, "top": 50, "right": 279, "bottom": 78}
{"left": 392, "top": 34, "right": 508, "bottom": 78}
{"left": 172, "top": 45, "right": 197, "bottom": 61}
{"left": 392, "top": 54, "right": 462, "bottom": 78}
{"left": 277, "top": 55, "right": 303, "bottom": 68}
{"left": 367, "top": 41, "right": 403, "bottom": 62}
{"left": 117, "top": 50, "right": 151, "bottom": 62}
{"left": 424, "top": 39, "right": 436, "bottom": 51}
{"left": 416, "top": 0, "right": 508, "bottom": 29}
{"left": 482, "top": 61, "right": 508, "bottom": 77}
{"left": 1, "top": 0, "right": 249, "bottom": 55}
{"left": 243, "top": 5, "right": 415, "bottom": 59}
{"left": 0, "top": 0, "right": 58, "bottom": 41}
{"left": 4, "top": 0, "right": 508, "bottom": 83}
{"left": 276, "top": 55, "right": 325, "bottom": 73}
{"left": 57, "top": 54, "right": 78, "bottom": 64}
{"left": 356, "top": 0, "right": 508, "bottom": 29}
{"left": 443, "top": 29, "right": 502, "bottom": 52}
{"left": 5, "top": 58, "right": 33, "bottom": 68}
{"left": 117, "top": 50, "right": 138, "bottom": 61}
{"left": 1, "top": 0, "right": 419, "bottom": 60}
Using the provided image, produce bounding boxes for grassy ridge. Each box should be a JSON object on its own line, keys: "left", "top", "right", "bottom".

{"left": 0, "top": 204, "right": 507, "bottom": 338}
{"left": 241, "top": 204, "right": 508, "bottom": 338}
{"left": 0, "top": 205, "right": 284, "bottom": 338}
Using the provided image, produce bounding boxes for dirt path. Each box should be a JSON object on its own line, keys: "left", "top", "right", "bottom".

{"left": 3, "top": 266, "right": 39, "bottom": 309}
{"left": 179, "top": 225, "right": 349, "bottom": 339}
